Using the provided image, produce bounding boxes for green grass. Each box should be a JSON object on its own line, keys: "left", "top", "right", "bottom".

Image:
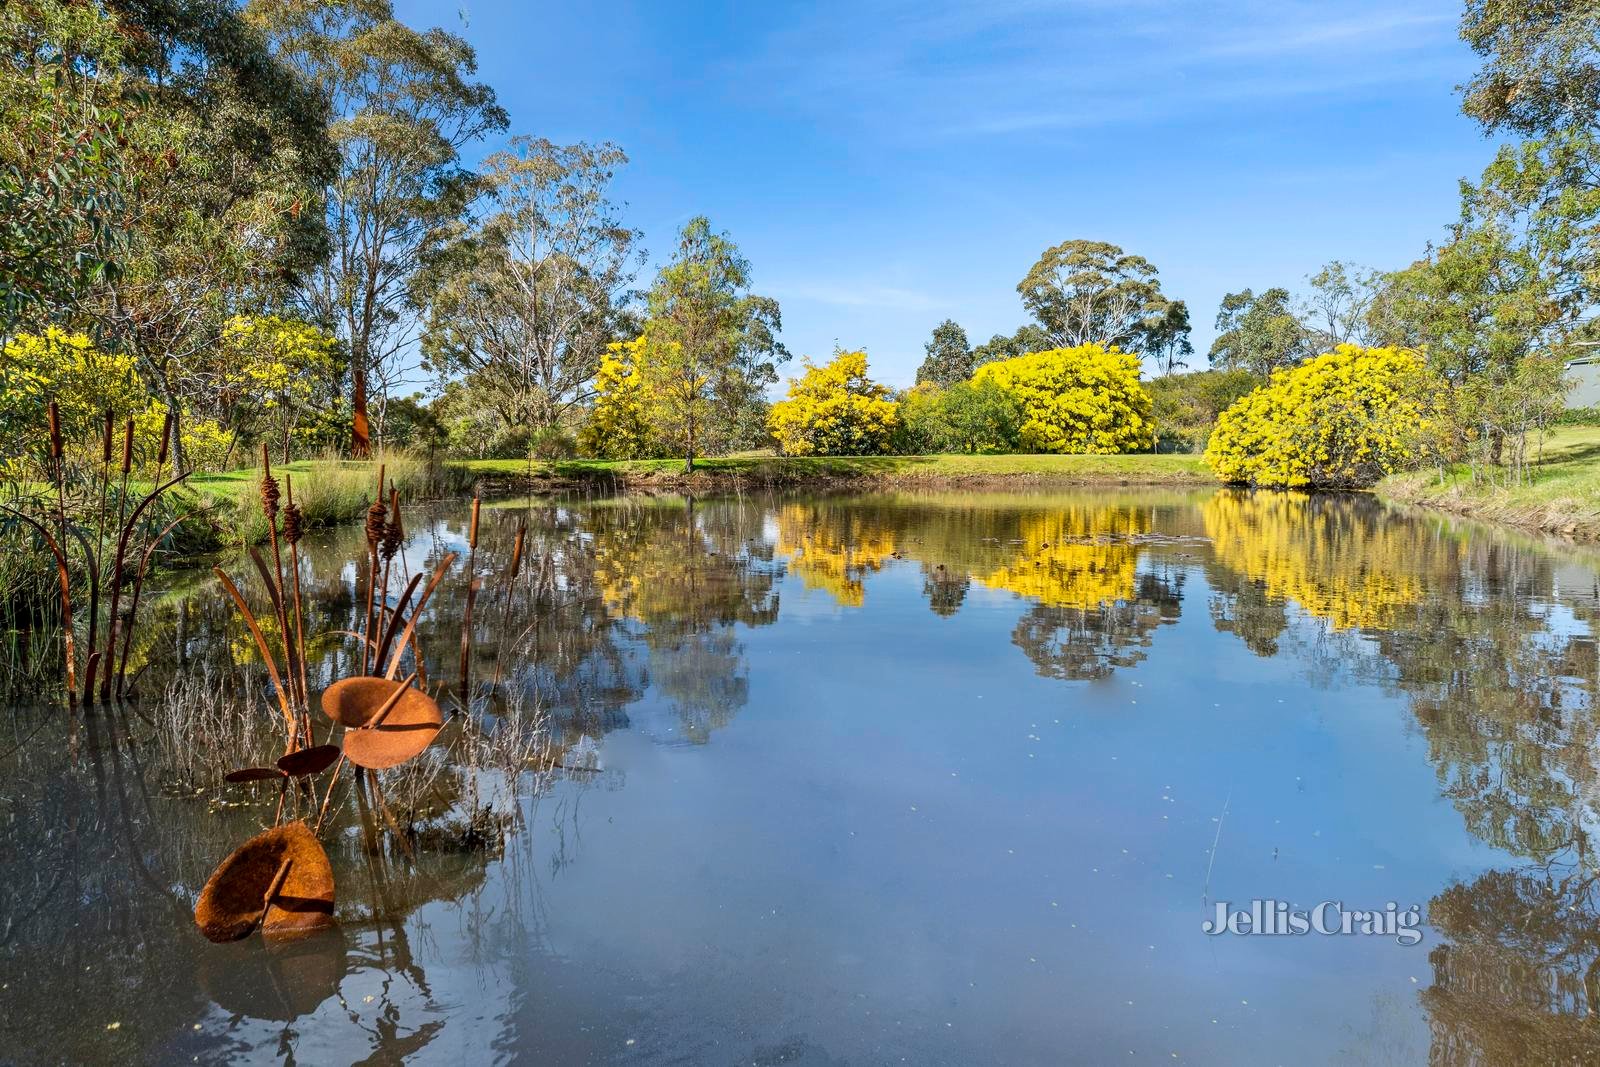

{"left": 452, "top": 450, "right": 1212, "bottom": 485}
{"left": 1379, "top": 424, "right": 1600, "bottom": 535}
{"left": 180, "top": 453, "right": 428, "bottom": 545}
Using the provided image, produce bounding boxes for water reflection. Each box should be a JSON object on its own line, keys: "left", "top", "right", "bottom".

{"left": 6, "top": 487, "right": 1600, "bottom": 1061}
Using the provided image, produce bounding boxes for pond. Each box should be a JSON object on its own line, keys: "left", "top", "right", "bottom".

{"left": 3, "top": 487, "right": 1600, "bottom": 1064}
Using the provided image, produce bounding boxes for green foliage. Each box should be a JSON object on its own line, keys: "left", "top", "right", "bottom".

{"left": 418, "top": 137, "right": 641, "bottom": 436}
{"left": 1146, "top": 368, "right": 1259, "bottom": 453}
{"left": 252, "top": 0, "right": 508, "bottom": 455}
{"left": 898, "top": 379, "right": 1022, "bottom": 454}
{"left": 0, "top": 1, "right": 131, "bottom": 330}
{"left": 1209, "top": 287, "right": 1311, "bottom": 376}
{"left": 1459, "top": 0, "right": 1600, "bottom": 136}
{"left": 381, "top": 393, "right": 449, "bottom": 452}
{"left": 973, "top": 324, "right": 1054, "bottom": 368}
{"left": 1205, "top": 345, "right": 1441, "bottom": 489}
{"left": 641, "top": 217, "right": 788, "bottom": 465}
{"left": 915, "top": 319, "right": 974, "bottom": 388}
{"left": 972, "top": 344, "right": 1153, "bottom": 454}
{"left": 768, "top": 350, "right": 899, "bottom": 456}
{"left": 1016, "top": 239, "right": 1183, "bottom": 351}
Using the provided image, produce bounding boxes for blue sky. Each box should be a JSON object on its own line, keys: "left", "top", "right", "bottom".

{"left": 397, "top": 0, "right": 1493, "bottom": 389}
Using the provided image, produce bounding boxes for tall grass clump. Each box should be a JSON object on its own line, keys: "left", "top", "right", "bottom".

{"left": 221, "top": 453, "right": 427, "bottom": 545}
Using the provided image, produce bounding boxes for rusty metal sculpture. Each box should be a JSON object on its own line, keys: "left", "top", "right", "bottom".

{"left": 194, "top": 821, "right": 336, "bottom": 943}
{"left": 197, "top": 469, "right": 487, "bottom": 947}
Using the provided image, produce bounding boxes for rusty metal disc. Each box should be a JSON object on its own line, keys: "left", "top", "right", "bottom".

{"left": 194, "top": 821, "right": 336, "bottom": 943}
{"left": 342, "top": 686, "right": 443, "bottom": 770}
{"left": 277, "top": 744, "right": 341, "bottom": 777}
{"left": 321, "top": 676, "right": 431, "bottom": 728}
{"left": 224, "top": 767, "right": 285, "bottom": 784}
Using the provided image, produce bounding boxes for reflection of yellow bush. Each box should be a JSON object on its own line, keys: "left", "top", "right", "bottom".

{"left": 774, "top": 504, "right": 897, "bottom": 607}
{"left": 1203, "top": 491, "right": 1427, "bottom": 630}
{"left": 978, "top": 508, "right": 1146, "bottom": 608}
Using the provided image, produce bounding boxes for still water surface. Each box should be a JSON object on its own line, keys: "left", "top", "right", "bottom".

{"left": 4, "top": 488, "right": 1600, "bottom": 1065}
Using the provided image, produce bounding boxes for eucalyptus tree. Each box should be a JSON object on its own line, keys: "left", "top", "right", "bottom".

{"left": 1460, "top": 0, "right": 1600, "bottom": 138}
{"left": 1207, "top": 287, "right": 1311, "bottom": 377}
{"left": 639, "top": 217, "right": 787, "bottom": 470}
{"left": 418, "top": 138, "right": 642, "bottom": 438}
{"left": 31, "top": 0, "right": 339, "bottom": 473}
{"left": 1016, "top": 239, "right": 1182, "bottom": 353}
{"left": 249, "top": 0, "right": 507, "bottom": 456}
{"left": 914, "top": 319, "right": 974, "bottom": 387}
{"left": 1302, "top": 261, "right": 1381, "bottom": 349}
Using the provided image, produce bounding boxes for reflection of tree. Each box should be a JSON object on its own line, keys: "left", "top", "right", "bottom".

{"left": 1205, "top": 571, "right": 1289, "bottom": 657}
{"left": 977, "top": 508, "right": 1147, "bottom": 609}
{"left": 774, "top": 501, "right": 896, "bottom": 607}
{"left": 1201, "top": 498, "right": 1600, "bottom": 1060}
{"left": 590, "top": 500, "right": 777, "bottom": 742}
{"left": 921, "top": 562, "right": 969, "bottom": 617}
{"left": 1011, "top": 565, "right": 1185, "bottom": 681}
{"left": 1203, "top": 490, "right": 1429, "bottom": 630}
{"left": 650, "top": 628, "right": 749, "bottom": 743}
{"left": 1424, "top": 863, "right": 1600, "bottom": 1064}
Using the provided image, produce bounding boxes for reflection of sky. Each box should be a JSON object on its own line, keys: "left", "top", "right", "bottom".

{"left": 485, "top": 558, "right": 1489, "bottom": 1063}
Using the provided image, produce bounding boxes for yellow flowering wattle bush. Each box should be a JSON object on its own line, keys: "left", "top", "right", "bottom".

{"left": 0, "top": 328, "right": 146, "bottom": 475}
{"left": 768, "top": 350, "right": 898, "bottom": 456}
{"left": 579, "top": 337, "right": 656, "bottom": 459}
{"left": 1204, "top": 344, "right": 1440, "bottom": 490}
{"left": 971, "top": 344, "right": 1152, "bottom": 453}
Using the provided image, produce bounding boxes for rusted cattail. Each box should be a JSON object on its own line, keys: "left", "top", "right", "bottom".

{"left": 120, "top": 419, "right": 133, "bottom": 475}
{"left": 47, "top": 402, "right": 62, "bottom": 460}
{"left": 468, "top": 496, "right": 480, "bottom": 549}
{"left": 283, "top": 499, "right": 304, "bottom": 546}
{"left": 364, "top": 496, "right": 387, "bottom": 549}
{"left": 101, "top": 407, "right": 114, "bottom": 464}
{"left": 508, "top": 520, "right": 526, "bottom": 583}
{"left": 156, "top": 412, "right": 171, "bottom": 468}
{"left": 380, "top": 488, "right": 403, "bottom": 562}
{"left": 260, "top": 474, "right": 281, "bottom": 520}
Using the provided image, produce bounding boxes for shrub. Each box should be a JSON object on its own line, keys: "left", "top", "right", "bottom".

{"left": 892, "top": 379, "right": 1020, "bottom": 454}
{"left": 1146, "top": 368, "right": 1259, "bottom": 453}
{"left": 971, "top": 344, "right": 1152, "bottom": 453}
{"left": 1204, "top": 344, "right": 1440, "bottom": 489}
{"left": 0, "top": 328, "right": 145, "bottom": 477}
{"left": 579, "top": 339, "right": 656, "bottom": 459}
{"left": 768, "top": 350, "right": 899, "bottom": 456}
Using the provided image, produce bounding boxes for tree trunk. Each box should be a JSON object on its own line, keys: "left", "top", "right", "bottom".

{"left": 351, "top": 356, "right": 371, "bottom": 458}
{"left": 157, "top": 371, "right": 187, "bottom": 477}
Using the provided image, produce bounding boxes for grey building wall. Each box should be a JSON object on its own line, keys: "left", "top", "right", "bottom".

{"left": 1567, "top": 361, "right": 1600, "bottom": 409}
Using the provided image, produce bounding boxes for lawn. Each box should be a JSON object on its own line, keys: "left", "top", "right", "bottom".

{"left": 1379, "top": 423, "right": 1600, "bottom": 535}
{"left": 452, "top": 450, "right": 1212, "bottom": 485}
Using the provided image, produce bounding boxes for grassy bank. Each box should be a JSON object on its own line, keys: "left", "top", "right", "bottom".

{"left": 1379, "top": 425, "right": 1600, "bottom": 537}
{"left": 452, "top": 451, "right": 1212, "bottom": 490}
{"left": 181, "top": 453, "right": 431, "bottom": 546}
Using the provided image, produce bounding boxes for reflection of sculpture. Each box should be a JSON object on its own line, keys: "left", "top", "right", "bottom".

{"left": 198, "top": 928, "right": 348, "bottom": 1022}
